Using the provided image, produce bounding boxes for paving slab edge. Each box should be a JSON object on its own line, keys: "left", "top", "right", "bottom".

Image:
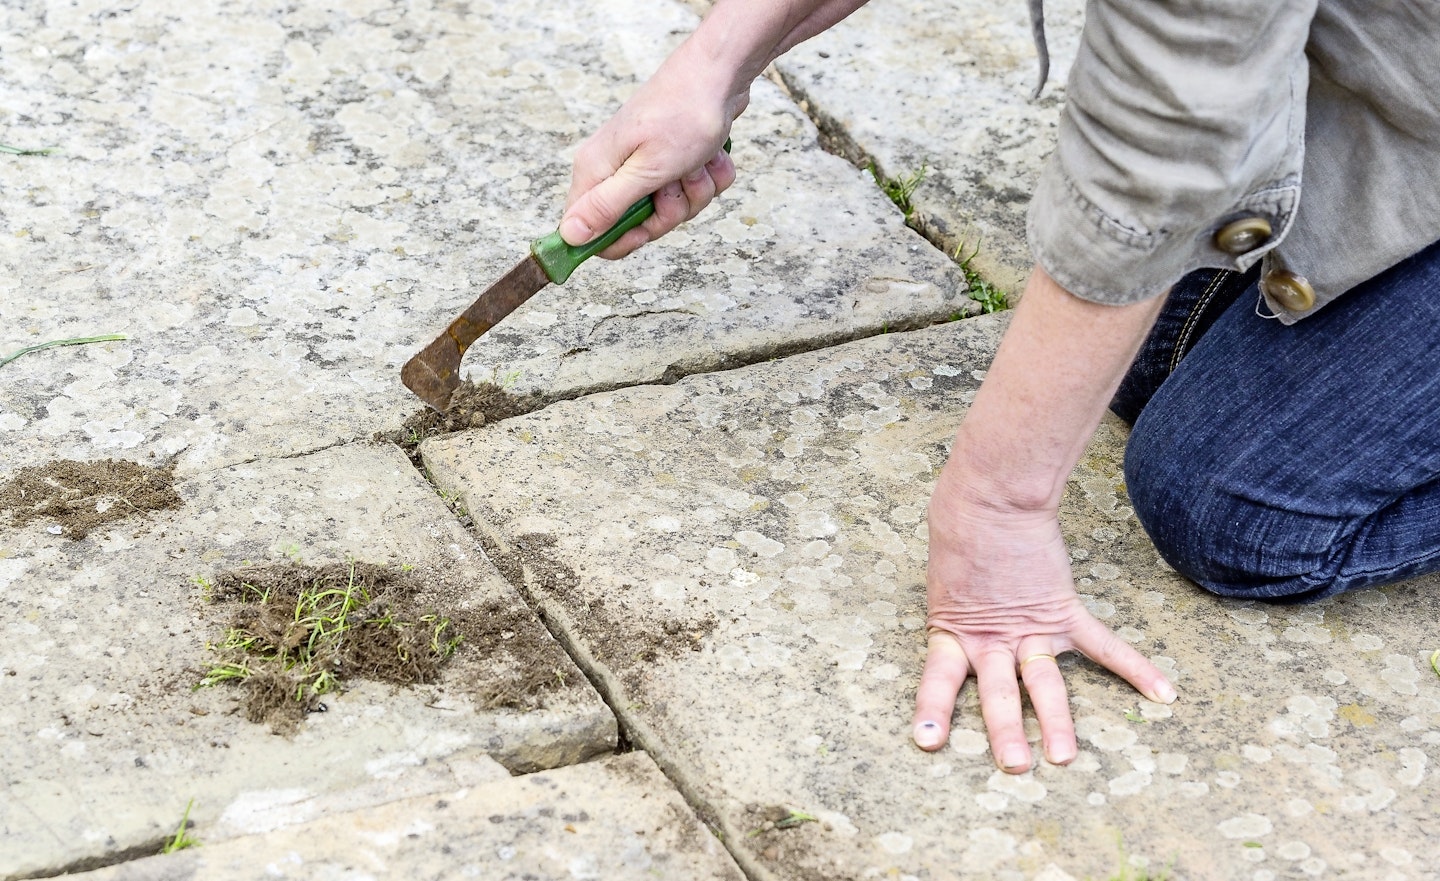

{"left": 769, "top": 69, "right": 1028, "bottom": 298}
{"left": 461, "top": 520, "right": 782, "bottom": 881}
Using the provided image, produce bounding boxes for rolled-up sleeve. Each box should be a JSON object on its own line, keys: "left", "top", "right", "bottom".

{"left": 1028, "top": 0, "right": 1318, "bottom": 304}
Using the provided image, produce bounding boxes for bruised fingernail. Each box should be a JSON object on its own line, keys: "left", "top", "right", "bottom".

{"left": 1000, "top": 746, "right": 1028, "bottom": 770}
{"left": 560, "top": 217, "right": 591, "bottom": 244}
{"left": 1152, "top": 680, "right": 1178, "bottom": 704}
{"left": 912, "top": 721, "right": 944, "bottom": 749}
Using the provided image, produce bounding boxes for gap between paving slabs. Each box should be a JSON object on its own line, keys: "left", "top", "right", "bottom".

{"left": 0, "top": 442, "right": 623, "bottom": 881}
{"left": 418, "top": 312, "right": 1440, "bottom": 881}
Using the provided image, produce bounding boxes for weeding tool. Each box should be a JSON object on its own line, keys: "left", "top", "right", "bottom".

{"left": 401, "top": 141, "right": 731, "bottom": 412}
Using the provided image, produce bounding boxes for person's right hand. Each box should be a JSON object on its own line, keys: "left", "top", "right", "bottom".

{"left": 559, "top": 39, "right": 745, "bottom": 259}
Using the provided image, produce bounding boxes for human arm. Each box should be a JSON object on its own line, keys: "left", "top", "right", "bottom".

{"left": 911, "top": 264, "right": 1177, "bottom": 772}
{"left": 559, "top": 0, "right": 873, "bottom": 256}
{"left": 913, "top": 0, "right": 1318, "bottom": 770}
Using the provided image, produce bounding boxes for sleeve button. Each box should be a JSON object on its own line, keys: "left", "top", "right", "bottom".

{"left": 1261, "top": 269, "right": 1316, "bottom": 311}
{"left": 1214, "top": 217, "right": 1273, "bottom": 255}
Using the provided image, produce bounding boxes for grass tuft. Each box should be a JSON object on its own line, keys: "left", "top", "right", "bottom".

{"left": 195, "top": 558, "right": 462, "bottom": 729}
{"left": 869, "top": 163, "right": 926, "bottom": 220}
{"left": 159, "top": 799, "right": 200, "bottom": 854}
{"left": 0, "top": 143, "right": 57, "bottom": 156}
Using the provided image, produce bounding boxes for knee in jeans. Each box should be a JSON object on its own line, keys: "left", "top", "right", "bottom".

{"left": 1123, "top": 430, "right": 1221, "bottom": 581}
{"left": 1123, "top": 422, "right": 1333, "bottom": 601}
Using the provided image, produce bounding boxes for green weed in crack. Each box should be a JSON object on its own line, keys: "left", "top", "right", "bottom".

{"left": 954, "top": 239, "right": 1009, "bottom": 314}
{"left": 869, "top": 162, "right": 926, "bottom": 220}
{"left": 159, "top": 799, "right": 200, "bottom": 854}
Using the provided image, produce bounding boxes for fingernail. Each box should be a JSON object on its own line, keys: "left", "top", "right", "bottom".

{"left": 1000, "top": 746, "right": 1028, "bottom": 770}
{"left": 560, "top": 217, "right": 591, "bottom": 244}
{"left": 912, "top": 721, "right": 944, "bottom": 749}
{"left": 1152, "top": 680, "right": 1178, "bottom": 704}
{"left": 1045, "top": 742, "right": 1076, "bottom": 765}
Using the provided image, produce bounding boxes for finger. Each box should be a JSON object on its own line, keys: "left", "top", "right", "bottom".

{"left": 705, "top": 149, "right": 736, "bottom": 195}
{"left": 1017, "top": 652, "right": 1076, "bottom": 765}
{"left": 564, "top": 134, "right": 620, "bottom": 210}
{"left": 594, "top": 227, "right": 650, "bottom": 261}
{"left": 1072, "top": 616, "right": 1178, "bottom": 705}
{"left": 678, "top": 165, "right": 718, "bottom": 221}
{"left": 973, "top": 648, "right": 1032, "bottom": 773}
{"left": 560, "top": 162, "right": 666, "bottom": 248}
{"left": 592, "top": 179, "right": 682, "bottom": 261}
{"left": 645, "top": 178, "right": 690, "bottom": 238}
{"left": 911, "top": 630, "right": 969, "bottom": 751}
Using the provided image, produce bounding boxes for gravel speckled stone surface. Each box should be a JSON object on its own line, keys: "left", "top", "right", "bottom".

{"left": 66, "top": 752, "right": 745, "bottom": 881}
{"left": 425, "top": 314, "right": 1440, "bottom": 881}
{"left": 0, "top": 443, "right": 614, "bottom": 878}
{"left": 0, "top": 0, "right": 963, "bottom": 478}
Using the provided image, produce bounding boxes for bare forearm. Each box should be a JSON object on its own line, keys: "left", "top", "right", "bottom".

{"left": 690, "top": 0, "right": 872, "bottom": 87}
{"left": 944, "top": 266, "right": 1166, "bottom": 513}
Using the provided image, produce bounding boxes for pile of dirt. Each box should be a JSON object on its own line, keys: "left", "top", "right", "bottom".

{"left": 744, "top": 802, "right": 831, "bottom": 878}
{"left": 448, "top": 602, "right": 579, "bottom": 711}
{"left": 378, "top": 379, "right": 542, "bottom": 464}
{"left": 200, "top": 561, "right": 461, "bottom": 732}
{"left": 0, "top": 458, "right": 181, "bottom": 539}
{"left": 198, "top": 559, "right": 581, "bottom": 731}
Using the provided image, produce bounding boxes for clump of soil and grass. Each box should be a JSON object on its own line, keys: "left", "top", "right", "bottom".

{"left": 195, "top": 560, "right": 462, "bottom": 732}
{"left": 379, "top": 379, "right": 542, "bottom": 464}
{"left": 195, "top": 558, "right": 581, "bottom": 731}
{"left": 0, "top": 458, "right": 181, "bottom": 539}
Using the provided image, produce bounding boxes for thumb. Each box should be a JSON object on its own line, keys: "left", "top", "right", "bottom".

{"left": 559, "top": 165, "right": 663, "bottom": 247}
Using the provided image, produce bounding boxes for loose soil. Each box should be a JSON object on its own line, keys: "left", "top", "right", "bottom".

{"left": 199, "top": 559, "right": 578, "bottom": 732}
{"left": 0, "top": 458, "right": 181, "bottom": 539}
{"left": 378, "top": 379, "right": 543, "bottom": 465}
{"left": 742, "top": 802, "right": 846, "bottom": 881}
{"left": 480, "top": 531, "right": 716, "bottom": 686}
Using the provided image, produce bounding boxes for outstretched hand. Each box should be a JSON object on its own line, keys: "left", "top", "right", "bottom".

{"left": 911, "top": 466, "right": 1177, "bottom": 772}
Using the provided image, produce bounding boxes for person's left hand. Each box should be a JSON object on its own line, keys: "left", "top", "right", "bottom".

{"left": 911, "top": 465, "right": 1177, "bottom": 772}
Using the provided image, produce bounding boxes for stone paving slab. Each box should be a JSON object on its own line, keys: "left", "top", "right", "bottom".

{"left": 424, "top": 313, "right": 1440, "bottom": 881}
{"left": 0, "top": 0, "right": 965, "bottom": 479}
{"left": 68, "top": 751, "right": 745, "bottom": 881}
{"left": 0, "top": 442, "right": 614, "bottom": 880}
{"left": 759, "top": 0, "right": 1087, "bottom": 294}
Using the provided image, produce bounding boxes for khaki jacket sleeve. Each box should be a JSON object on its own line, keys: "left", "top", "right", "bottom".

{"left": 1028, "top": 0, "right": 1319, "bottom": 305}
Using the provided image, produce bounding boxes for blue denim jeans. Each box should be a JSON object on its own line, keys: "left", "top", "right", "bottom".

{"left": 1112, "top": 238, "right": 1440, "bottom": 602}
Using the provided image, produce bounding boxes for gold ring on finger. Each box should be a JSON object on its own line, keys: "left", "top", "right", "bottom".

{"left": 1018, "top": 653, "right": 1058, "bottom": 673}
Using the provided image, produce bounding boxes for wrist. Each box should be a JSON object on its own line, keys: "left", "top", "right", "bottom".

{"left": 687, "top": 0, "right": 788, "bottom": 89}
{"left": 934, "top": 422, "right": 1067, "bottom": 518}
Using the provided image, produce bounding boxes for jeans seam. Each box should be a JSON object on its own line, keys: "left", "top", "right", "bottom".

{"left": 1323, "top": 498, "right": 1440, "bottom": 584}
{"left": 1170, "top": 270, "right": 1232, "bottom": 374}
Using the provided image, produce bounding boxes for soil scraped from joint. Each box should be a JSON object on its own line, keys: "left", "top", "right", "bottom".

{"left": 200, "top": 561, "right": 460, "bottom": 732}
{"left": 198, "top": 560, "right": 578, "bottom": 732}
{"left": 379, "top": 379, "right": 543, "bottom": 465}
{"left": 480, "top": 532, "right": 717, "bottom": 690}
{"left": 0, "top": 458, "right": 181, "bottom": 539}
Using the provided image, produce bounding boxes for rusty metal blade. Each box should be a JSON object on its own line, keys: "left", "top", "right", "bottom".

{"left": 401, "top": 255, "right": 550, "bottom": 411}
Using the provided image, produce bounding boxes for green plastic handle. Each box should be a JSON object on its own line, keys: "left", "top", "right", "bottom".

{"left": 531, "top": 139, "right": 732, "bottom": 285}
